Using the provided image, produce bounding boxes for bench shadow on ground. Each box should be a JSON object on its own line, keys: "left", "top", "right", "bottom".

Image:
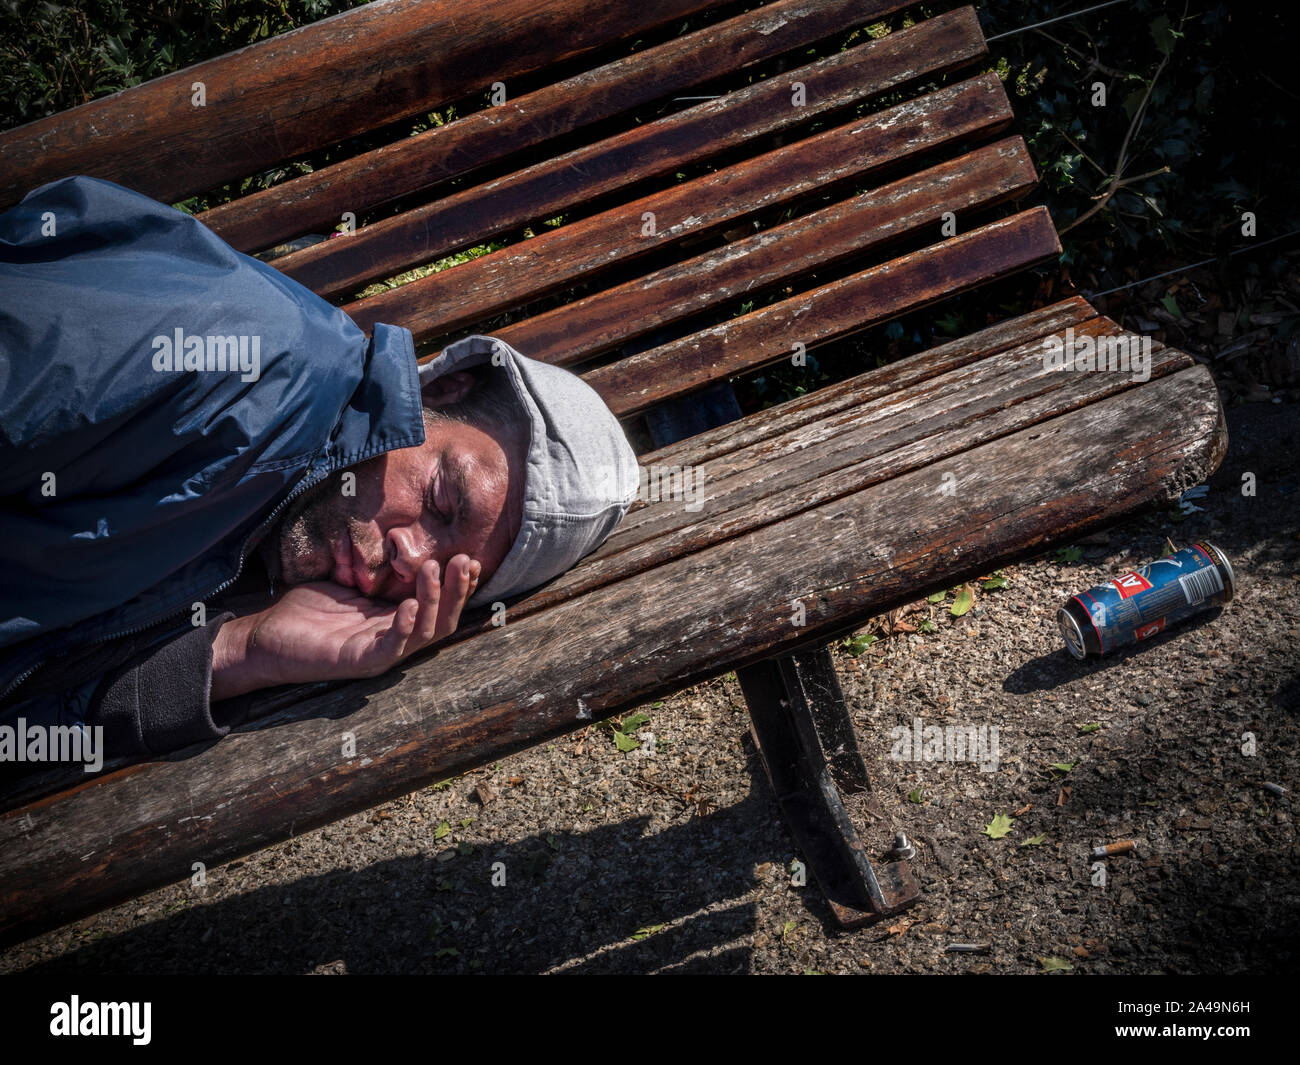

{"left": 13, "top": 774, "right": 830, "bottom": 974}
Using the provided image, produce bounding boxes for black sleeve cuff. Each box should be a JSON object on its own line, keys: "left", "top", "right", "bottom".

{"left": 92, "top": 610, "right": 240, "bottom": 756}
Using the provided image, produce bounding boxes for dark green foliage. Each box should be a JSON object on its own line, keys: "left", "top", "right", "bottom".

{"left": 737, "top": 0, "right": 1298, "bottom": 411}
{"left": 978, "top": 0, "right": 1297, "bottom": 271}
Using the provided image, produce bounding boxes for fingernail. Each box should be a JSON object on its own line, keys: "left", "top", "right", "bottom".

{"left": 470, "top": 561, "right": 482, "bottom": 580}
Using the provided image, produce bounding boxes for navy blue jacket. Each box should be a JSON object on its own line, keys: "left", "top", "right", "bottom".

{"left": 0, "top": 176, "right": 424, "bottom": 756}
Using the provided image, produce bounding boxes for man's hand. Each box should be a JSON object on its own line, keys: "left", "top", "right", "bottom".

{"left": 211, "top": 555, "right": 480, "bottom": 700}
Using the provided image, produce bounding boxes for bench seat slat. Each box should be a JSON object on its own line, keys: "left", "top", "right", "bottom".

{"left": 492, "top": 324, "right": 1190, "bottom": 613}
{"left": 584, "top": 207, "right": 1063, "bottom": 417}
{"left": 0, "top": 358, "right": 1226, "bottom": 948}
{"left": 277, "top": 7, "right": 990, "bottom": 300}
{"left": 198, "top": 0, "right": 921, "bottom": 254}
{"left": 641, "top": 296, "right": 1101, "bottom": 467}
{"left": 596, "top": 334, "right": 1187, "bottom": 569}
{"left": 348, "top": 76, "right": 1016, "bottom": 343}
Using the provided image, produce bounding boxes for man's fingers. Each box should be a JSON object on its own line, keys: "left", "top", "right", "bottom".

{"left": 373, "top": 596, "right": 419, "bottom": 664}
{"left": 410, "top": 558, "right": 443, "bottom": 645}
{"left": 434, "top": 554, "right": 478, "bottom": 641}
{"left": 378, "top": 556, "right": 479, "bottom": 664}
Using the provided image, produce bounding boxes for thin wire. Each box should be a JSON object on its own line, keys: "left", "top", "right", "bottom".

{"left": 986, "top": 0, "right": 1133, "bottom": 42}
{"left": 1083, "top": 228, "right": 1300, "bottom": 299}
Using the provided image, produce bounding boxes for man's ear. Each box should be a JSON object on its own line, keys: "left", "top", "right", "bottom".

{"left": 421, "top": 369, "right": 476, "bottom": 407}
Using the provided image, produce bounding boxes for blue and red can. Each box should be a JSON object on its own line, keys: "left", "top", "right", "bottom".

{"left": 1058, "top": 541, "right": 1235, "bottom": 659}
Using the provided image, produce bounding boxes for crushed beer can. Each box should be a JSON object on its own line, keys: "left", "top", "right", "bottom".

{"left": 1058, "top": 541, "right": 1235, "bottom": 660}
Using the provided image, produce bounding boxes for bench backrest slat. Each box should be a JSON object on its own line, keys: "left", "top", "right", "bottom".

{"left": 272, "top": 7, "right": 989, "bottom": 300}
{"left": 198, "top": 0, "right": 919, "bottom": 254}
{"left": 478, "top": 139, "right": 1037, "bottom": 368}
{"left": 585, "top": 208, "right": 1061, "bottom": 417}
{"left": 0, "top": 0, "right": 722, "bottom": 210}
{"left": 345, "top": 78, "right": 1021, "bottom": 346}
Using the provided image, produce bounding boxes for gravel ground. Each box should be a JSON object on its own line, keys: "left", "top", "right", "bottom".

{"left": 2, "top": 397, "right": 1296, "bottom": 976}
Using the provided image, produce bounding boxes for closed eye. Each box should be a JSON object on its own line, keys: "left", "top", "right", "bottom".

{"left": 451, "top": 459, "right": 470, "bottom": 526}
{"left": 427, "top": 463, "right": 455, "bottom": 526}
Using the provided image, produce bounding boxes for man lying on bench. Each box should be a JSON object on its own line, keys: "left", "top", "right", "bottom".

{"left": 0, "top": 176, "right": 640, "bottom": 770}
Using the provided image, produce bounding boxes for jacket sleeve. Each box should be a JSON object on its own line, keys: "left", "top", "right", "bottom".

{"left": 0, "top": 612, "right": 251, "bottom": 763}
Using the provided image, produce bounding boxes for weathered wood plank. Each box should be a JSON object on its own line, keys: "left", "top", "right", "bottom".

{"left": 604, "top": 324, "right": 1185, "bottom": 553}
{"left": 583, "top": 207, "right": 1063, "bottom": 416}
{"left": 0, "top": 363, "right": 1226, "bottom": 947}
{"left": 278, "top": 8, "right": 992, "bottom": 300}
{"left": 477, "top": 324, "right": 1190, "bottom": 614}
{"left": 0, "top": 0, "right": 722, "bottom": 210}
{"left": 348, "top": 78, "right": 1018, "bottom": 342}
{"left": 639, "top": 297, "right": 1102, "bottom": 468}
{"left": 489, "top": 140, "right": 1037, "bottom": 365}
{"left": 198, "top": 0, "right": 924, "bottom": 253}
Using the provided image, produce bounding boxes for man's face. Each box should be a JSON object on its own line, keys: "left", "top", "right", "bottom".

{"left": 269, "top": 376, "right": 526, "bottom": 602}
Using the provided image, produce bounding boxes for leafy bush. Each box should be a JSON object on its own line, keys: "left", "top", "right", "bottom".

{"left": 742, "top": 0, "right": 1298, "bottom": 410}
{"left": 978, "top": 0, "right": 1297, "bottom": 284}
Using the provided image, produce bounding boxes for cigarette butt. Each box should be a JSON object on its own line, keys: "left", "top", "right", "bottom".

{"left": 945, "top": 942, "right": 991, "bottom": 954}
{"left": 1090, "top": 840, "right": 1136, "bottom": 859}
{"left": 1262, "top": 782, "right": 1286, "bottom": 797}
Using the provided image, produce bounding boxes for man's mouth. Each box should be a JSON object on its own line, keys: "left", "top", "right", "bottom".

{"left": 330, "top": 529, "right": 389, "bottom": 597}
{"left": 351, "top": 540, "right": 384, "bottom": 597}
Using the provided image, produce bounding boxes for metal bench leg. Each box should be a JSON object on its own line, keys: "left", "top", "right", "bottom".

{"left": 736, "top": 648, "right": 921, "bottom": 927}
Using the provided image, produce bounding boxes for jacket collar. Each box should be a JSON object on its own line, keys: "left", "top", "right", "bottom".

{"left": 315, "top": 323, "right": 426, "bottom": 474}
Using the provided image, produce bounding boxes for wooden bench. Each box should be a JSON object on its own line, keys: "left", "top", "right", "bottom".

{"left": 0, "top": 0, "right": 1226, "bottom": 945}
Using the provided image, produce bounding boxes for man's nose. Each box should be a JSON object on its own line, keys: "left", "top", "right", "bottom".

{"left": 385, "top": 525, "right": 436, "bottom": 585}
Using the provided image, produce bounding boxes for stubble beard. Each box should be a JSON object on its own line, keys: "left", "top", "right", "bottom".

{"left": 266, "top": 472, "right": 354, "bottom": 587}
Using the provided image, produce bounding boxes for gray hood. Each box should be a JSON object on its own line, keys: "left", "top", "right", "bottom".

{"left": 417, "top": 335, "right": 640, "bottom": 608}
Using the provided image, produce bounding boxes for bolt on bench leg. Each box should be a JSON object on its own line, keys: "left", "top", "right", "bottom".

{"left": 737, "top": 648, "right": 921, "bottom": 927}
